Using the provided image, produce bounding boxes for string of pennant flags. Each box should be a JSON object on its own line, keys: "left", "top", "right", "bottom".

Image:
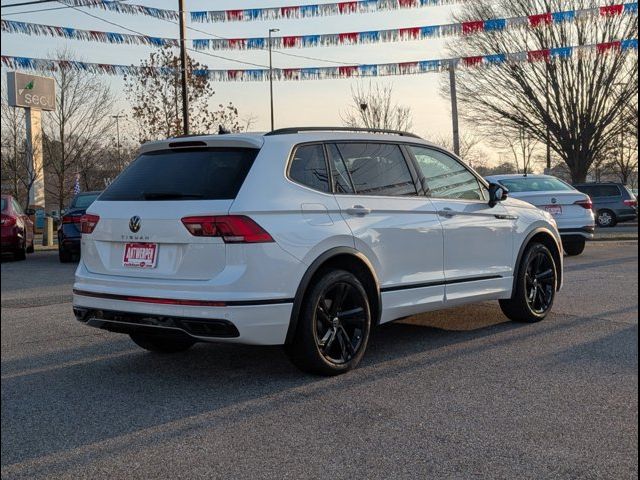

{"left": 2, "top": 4, "right": 636, "bottom": 52}
{"left": 193, "top": 3, "right": 638, "bottom": 51}
{"left": 2, "top": 39, "right": 637, "bottom": 82}
{"left": 191, "top": 0, "right": 459, "bottom": 23}
{"left": 54, "top": 0, "right": 460, "bottom": 23}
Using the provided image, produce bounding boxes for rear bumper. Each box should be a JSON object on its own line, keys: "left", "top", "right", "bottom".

{"left": 559, "top": 226, "right": 595, "bottom": 241}
{"left": 59, "top": 236, "right": 81, "bottom": 254}
{"left": 73, "top": 290, "right": 292, "bottom": 345}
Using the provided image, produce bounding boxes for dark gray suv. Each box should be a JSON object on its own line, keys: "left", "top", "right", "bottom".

{"left": 574, "top": 183, "right": 638, "bottom": 227}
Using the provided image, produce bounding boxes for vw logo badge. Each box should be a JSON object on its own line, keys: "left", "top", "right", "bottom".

{"left": 551, "top": 198, "right": 557, "bottom": 204}
{"left": 129, "top": 216, "right": 141, "bottom": 233}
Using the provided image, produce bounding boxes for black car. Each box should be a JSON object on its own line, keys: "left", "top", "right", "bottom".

{"left": 58, "top": 191, "right": 101, "bottom": 262}
{"left": 573, "top": 182, "right": 638, "bottom": 227}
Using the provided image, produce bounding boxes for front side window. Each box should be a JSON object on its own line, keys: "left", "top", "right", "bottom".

{"left": 288, "top": 145, "right": 330, "bottom": 192}
{"left": 410, "top": 146, "right": 486, "bottom": 201}
{"left": 334, "top": 143, "right": 416, "bottom": 196}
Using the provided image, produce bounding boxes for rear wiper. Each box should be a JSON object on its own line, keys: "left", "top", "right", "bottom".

{"left": 142, "top": 192, "right": 204, "bottom": 200}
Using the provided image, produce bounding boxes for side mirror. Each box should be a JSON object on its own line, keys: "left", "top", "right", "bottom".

{"left": 488, "top": 183, "right": 508, "bottom": 208}
{"left": 25, "top": 208, "right": 36, "bottom": 216}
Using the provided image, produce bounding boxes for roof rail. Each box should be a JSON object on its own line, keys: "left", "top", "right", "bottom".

{"left": 265, "top": 127, "right": 422, "bottom": 139}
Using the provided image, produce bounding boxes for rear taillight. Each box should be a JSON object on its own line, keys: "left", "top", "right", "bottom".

{"left": 181, "top": 215, "right": 274, "bottom": 243}
{"left": 623, "top": 199, "right": 638, "bottom": 207}
{"left": 1, "top": 214, "right": 16, "bottom": 227}
{"left": 80, "top": 214, "right": 100, "bottom": 234}
{"left": 62, "top": 215, "right": 82, "bottom": 224}
{"left": 574, "top": 199, "right": 594, "bottom": 210}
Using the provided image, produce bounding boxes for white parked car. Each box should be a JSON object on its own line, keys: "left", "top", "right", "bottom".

{"left": 486, "top": 174, "right": 595, "bottom": 256}
{"left": 73, "top": 128, "right": 563, "bottom": 375}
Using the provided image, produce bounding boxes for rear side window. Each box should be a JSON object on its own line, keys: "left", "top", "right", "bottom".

{"left": 100, "top": 148, "right": 258, "bottom": 201}
{"left": 497, "top": 177, "right": 574, "bottom": 193}
{"left": 1, "top": 198, "right": 8, "bottom": 211}
{"left": 335, "top": 143, "right": 416, "bottom": 196}
{"left": 600, "top": 185, "right": 622, "bottom": 197}
{"left": 288, "top": 145, "right": 330, "bottom": 192}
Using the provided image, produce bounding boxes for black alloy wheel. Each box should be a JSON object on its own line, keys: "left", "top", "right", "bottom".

{"left": 524, "top": 250, "right": 556, "bottom": 315}
{"left": 314, "top": 281, "right": 367, "bottom": 365}
{"left": 500, "top": 243, "right": 557, "bottom": 323}
{"left": 286, "top": 269, "right": 372, "bottom": 375}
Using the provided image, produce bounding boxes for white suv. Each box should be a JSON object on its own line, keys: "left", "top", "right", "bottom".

{"left": 73, "top": 128, "right": 563, "bottom": 375}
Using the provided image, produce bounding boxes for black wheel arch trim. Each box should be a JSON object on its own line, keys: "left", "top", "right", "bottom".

{"left": 513, "top": 227, "right": 563, "bottom": 294}
{"left": 285, "top": 247, "right": 381, "bottom": 345}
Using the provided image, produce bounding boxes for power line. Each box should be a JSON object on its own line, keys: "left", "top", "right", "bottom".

{"left": 0, "top": 0, "right": 128, "bottom": 16}
{"left": 1, "top": 0, "right": 57, "bottom": 8}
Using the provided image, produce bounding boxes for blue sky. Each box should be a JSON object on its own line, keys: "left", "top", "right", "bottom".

{"left": 1, "top": 0, "right": 462, "bottom": 140}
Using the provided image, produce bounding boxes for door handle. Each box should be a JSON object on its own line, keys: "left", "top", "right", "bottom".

{"left": 346, "top": 205, "right": 371, "bottom": 216}
{"left": 438, "top": 208, "right": 456, "bottom": 218}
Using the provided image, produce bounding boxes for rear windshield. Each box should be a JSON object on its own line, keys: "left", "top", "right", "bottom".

{"left": 100, "top": 148, "right": 258, "bottom": 201}
{"left": 497, "top": 177, "right": 574, "bottom": 193}
{"left": 71, "top": 193, "right": 100, "bottom": 209}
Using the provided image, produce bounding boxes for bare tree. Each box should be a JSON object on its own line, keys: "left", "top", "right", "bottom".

{"left": 124, "top": 46, "right": 243, "bottom": 141}
{"left": 446, "top": 0, "right": 638, "bottom": 183}
{"left": 41, "top": 48, "right": 116, "bottom": 212}
{"left": 430, "top": 132, "right": 487, "bottom": 169}
{"left": 342, "top": 81, "right": 413, "bottom": 131}
{"left": 0, "top": 86, "right": 36, "bottom": 207}
{"left": 495, "top": 126, "right": 541, "bottom": 175}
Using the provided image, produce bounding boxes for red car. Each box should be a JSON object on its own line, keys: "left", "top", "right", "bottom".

{"left": 1, "top": 195, "right": 35, "bottom": 260}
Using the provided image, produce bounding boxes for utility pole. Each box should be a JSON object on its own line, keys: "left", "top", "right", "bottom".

{"left": 545, "top": 4, "right": 552, "bottom": 173}
{"left": 268, "top": 28, "right": 279, "bottom": 131}
{"left": 448, "top": 61, "right": 460, "bottom": 157}
{"left": 178, "top": 0, "right": 189, "bottom": 135}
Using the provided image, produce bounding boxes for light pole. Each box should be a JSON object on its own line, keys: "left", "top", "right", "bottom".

{"left": 111, "top": 114, "right": 124, "bottom": 168}
{"left": 614, "top": 82, "right": 628, "bottom": 179}
{"left": 268, "top": 28, "right": 280, "bottom": 131}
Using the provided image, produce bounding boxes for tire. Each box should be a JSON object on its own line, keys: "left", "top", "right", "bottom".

{"left": 14, "top": 241, "right": 27, "bottom": 261}
{"left": 500, "top": 243, "right": 558, "bottom": 323}
{"left": 129, "top": 333, "right": 196, "bottom": 353}
{"left": 562, "top": 239, "right": 586, "bottom": 256}
{"left": 286, "top": 269, "right": 372, "bottom": 376}
{"left": 26, "top": 238, "right": 35, "bottom": 254}
{"left": 58, "top": 247, "right": 73, "bottom": 263}
{"left": 596, "top": 209, "right": 617, "bottom": 228}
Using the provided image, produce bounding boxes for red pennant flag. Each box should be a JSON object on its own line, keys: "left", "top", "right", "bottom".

{"left": 399, "top": 0, "right": 417, "bottom": 7}
{"left": 528, "top": 49, "right": 551, "bottom": 62}
{"left": 283, "top": 68, "right": 300, "bottom": 79}
{"left": 227, "top": 70, "right": 240, "bottom": 80}
{"left": 463, "top": 56, "right": 484, "bottom": 67}
{"left": 399, "top": 27, "right": 421, "bottom": 39}
{"left": 338, "top": 32, "right": 359, "bottom": 43}
{"left": 283, "top": 36, "right": 299, "bottom": 48}
{"left": 462, "top": 21, "right": 484, "bottom": 35}
{"left": 228, "top": 39, "right": 246, "bottom": 49}
{"left": 597, "top": 41, "right": 621, "bottom": 53}
{"left": 600, "top": 4, "right": 624, "bottom": 16}
{"left": 529, "top": 13, "right": 552, "bottom": 27}
{"left": 339, "top": 65, "right": 358, "bottom": 77}
{"left": 226, "top": 10, "right": 243, "bottom": 21}
{"left": 338, "top": 1, "right": 358, "bottom": 14}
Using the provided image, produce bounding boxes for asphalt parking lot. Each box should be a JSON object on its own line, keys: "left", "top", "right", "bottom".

{"left": 1, "top": 243, "right": 638, "bottom": 479}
